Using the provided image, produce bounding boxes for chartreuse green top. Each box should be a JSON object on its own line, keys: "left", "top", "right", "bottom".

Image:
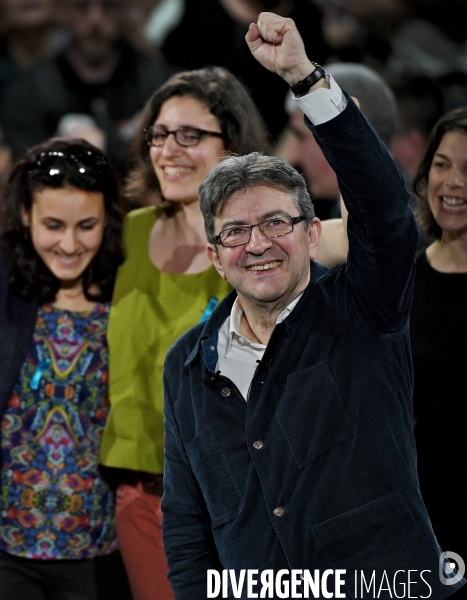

{"left": 100, "top": 207, "right": 231, "bottom": 473}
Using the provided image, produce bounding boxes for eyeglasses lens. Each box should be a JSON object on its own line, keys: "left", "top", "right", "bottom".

{"left": 146, "top": 127, "right": 203, "bottom": 147}
{"left": 220, "top": 217, "right": 294, "bottom": 246}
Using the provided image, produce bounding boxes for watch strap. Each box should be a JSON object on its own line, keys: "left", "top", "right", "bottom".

{"left": 290, "top": 63, "right": 326, "bottom": 97}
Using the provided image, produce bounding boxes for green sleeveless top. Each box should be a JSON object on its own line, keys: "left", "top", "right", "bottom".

{"left": 100, "top": 207, "right": 231, "bottom": 473}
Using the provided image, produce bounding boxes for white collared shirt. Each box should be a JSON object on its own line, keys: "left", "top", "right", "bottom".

{"left": 216, "top": 295, "right": 302, "bottom": 400}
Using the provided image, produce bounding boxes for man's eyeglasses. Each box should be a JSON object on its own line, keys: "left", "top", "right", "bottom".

{"left": 144, "top": 126, "right": 224, "bottom": 148}
{"left": 213, "top": 215, "right": 307, "bottom": 247}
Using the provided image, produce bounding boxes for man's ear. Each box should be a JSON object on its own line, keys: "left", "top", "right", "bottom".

{"left": 308, "top": 218, "right": 322, "bottom": 261}
{"left": 21, "top": 206, "right": 30, "bottom": 227}
{"left": 207, "top": 243, "right": 227, "bottom": 280}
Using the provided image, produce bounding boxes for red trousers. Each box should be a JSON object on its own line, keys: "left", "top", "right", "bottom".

{"left": 116, "top": 482, "right": 174, "bottom": 600}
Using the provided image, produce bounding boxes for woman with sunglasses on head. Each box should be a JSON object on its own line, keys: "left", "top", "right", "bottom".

{"left": 410, "top": 107, "right": 467, "bottom": 563}
{"left": 0, "top": 139, "right": 131, "bottom": 600}
{"left": 99, "top": 66, "right": 271, "bottom": 600}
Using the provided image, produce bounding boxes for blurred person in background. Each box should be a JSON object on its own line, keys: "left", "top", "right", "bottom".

{"left": 279, "top": 61, "right": 399, "bottom": 221}
{"left": 0, "top": 0, "right": 65, "bottom": 187}
{"left": 314, "top": 0, "right": 409, "bottom": 68}
{"left": 158, "top": 0, "right": 330, "bottom": 140}
{"left": 389, "top": 73, "right": 445, "bottom": 250}
{"left": 390, "top": 73, "right": 445, "bottom": 180}
{"left": 386, "top": 0, "right": 467, "bottom": 83}
{"left": 277, "top": 61, "right": 400, "bottom": 263}
{"left": 0, "top": 0, "right": 65, "bottom": 91}
{"left": 0, "top": 0, "right": 175, "bottom": 174}
{"left": 121, "top": 0, "right": 183, "bottom": 56}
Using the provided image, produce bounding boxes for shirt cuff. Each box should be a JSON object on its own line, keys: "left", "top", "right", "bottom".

{"left": 293, "top": 74, "right": 347, "bottom": 126}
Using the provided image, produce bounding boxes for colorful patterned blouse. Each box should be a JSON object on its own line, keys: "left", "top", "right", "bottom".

{"left": 0, "top": 303, "right": 118, "bottom": 560}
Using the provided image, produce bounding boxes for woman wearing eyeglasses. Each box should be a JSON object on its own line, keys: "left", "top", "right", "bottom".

{"left": 99, "top": 66, "right": 271, "bottom": 600}
{"left": 0, "top": 138, "right": 132, "bottom": 599}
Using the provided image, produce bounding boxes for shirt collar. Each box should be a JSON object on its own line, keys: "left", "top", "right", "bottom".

{"left": 225, "top": 293, "right": 304, "bottom": 355}
{"left": 186, "top": 261, "right": 329, "bottom": 368}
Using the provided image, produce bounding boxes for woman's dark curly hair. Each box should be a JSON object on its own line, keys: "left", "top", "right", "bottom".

{"left": 0, "top": 137, "right": 124, "bottom": 303}
{"left": 413, "top": 106, "right": 467, "bottom": 239}
{"left": 125, "top": 66, "right": 272, "bottom": 205}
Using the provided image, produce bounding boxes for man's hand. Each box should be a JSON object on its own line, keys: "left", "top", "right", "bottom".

{"left": 245, "top": 12, "right": 316, "bottom": 87}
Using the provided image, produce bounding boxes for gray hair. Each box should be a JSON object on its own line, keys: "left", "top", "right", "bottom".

{"left": 199, "top": 152, "right": 315, "bottom": 242}
{"left": 326, "top": 63, "right": 400, "bottom": 147}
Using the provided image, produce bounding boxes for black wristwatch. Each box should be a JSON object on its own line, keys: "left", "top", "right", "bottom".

{"left": 290, "top": 63, "right": 326, "bottom": 97}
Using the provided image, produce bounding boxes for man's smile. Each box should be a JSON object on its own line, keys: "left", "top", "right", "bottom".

{"left": 246, "top": 261, "right": 281, "bottom": 271}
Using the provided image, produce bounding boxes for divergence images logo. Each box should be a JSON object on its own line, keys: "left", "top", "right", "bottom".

{"left": 439, "top": 551, "right": 465, "bottom": 586}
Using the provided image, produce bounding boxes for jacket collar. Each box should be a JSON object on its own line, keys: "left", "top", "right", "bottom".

{"left": 283, "top": 260, "right": 328, "bottom": 329}
{"left": 185, "top": 288, "right": 237, "bottom": 368}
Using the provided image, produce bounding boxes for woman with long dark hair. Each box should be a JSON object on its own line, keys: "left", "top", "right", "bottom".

{"left": 0, "top": 138, "right": 130, "bottom": 600}
{"left": 99, "top": 66, "right": 271, "bottom": 600}
{"left": 411, "top": 107, "right": 467, "bottom": 562}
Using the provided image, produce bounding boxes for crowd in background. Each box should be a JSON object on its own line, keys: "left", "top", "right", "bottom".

{"left": 1, "top": 0, "right": 466, "bottom": 188}
{"left": 0, "top": 0, "right": 466, "bottom": 599}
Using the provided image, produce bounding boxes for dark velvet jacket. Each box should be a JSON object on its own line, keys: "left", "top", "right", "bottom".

{"left": 162, "top": 99, "right": 465, "bottom": 599}
{"left": 0, "top": 254, "right": 37, "bottom": 417}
